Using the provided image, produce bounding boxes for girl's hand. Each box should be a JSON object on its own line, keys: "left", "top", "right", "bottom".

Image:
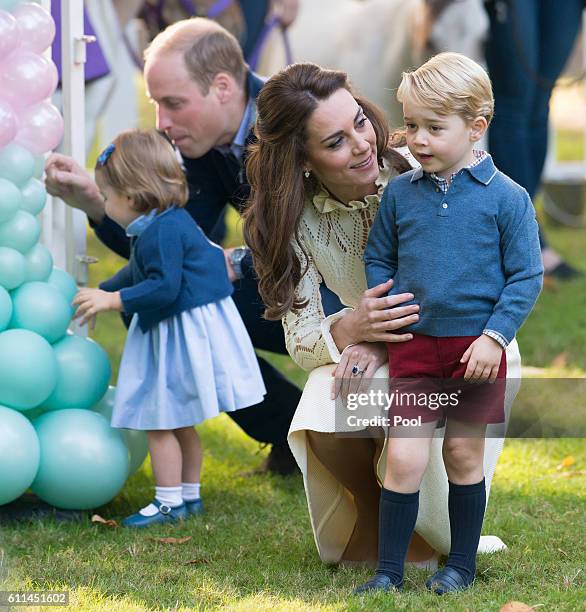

{"left": 460, "top": 335, "right": 503, "bottom": 383}
{"left": 72, "top": 289, "right": 122, "bottom": 328}
{"left": 331, "top": 341, "right": 387, "bottom": 401}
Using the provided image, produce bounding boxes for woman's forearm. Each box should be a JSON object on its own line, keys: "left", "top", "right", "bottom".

{"left": 330, "top": 310, "right": 361, "bottom": 351}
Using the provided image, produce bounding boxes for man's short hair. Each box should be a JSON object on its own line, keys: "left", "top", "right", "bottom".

{"left": 144, "top": 17, "right": 247, "bottom": 93}
{"left": 397, "top": 52, "right": 494, "bottom": 125}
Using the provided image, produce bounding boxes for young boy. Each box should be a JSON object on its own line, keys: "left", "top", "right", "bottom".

{"left": 357, "top": 53, "right": 543, "bottom": 595}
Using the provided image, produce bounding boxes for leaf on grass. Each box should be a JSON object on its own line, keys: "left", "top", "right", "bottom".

{"left": 550, "top": 351, "right": 568, "bottom": 369}
{"left": 184, "top": 558, "right": 210, "bottom": 565}
{"left": 542, "top": 275, "right": 558, "bottom": 292}
{"left": 559, "top": 470, "right": 586, "bottom": 478}
{"left": 556, "top": 455, "right": 575, "bottom": 470}
{"left": 500, "top": 602, "right": 535, "bottom": 611}
{"left": 91, "top": 514, "right": 120, "bottom": 528}
{"left": 147, "top": 536, "right": 192, "bottom": 544}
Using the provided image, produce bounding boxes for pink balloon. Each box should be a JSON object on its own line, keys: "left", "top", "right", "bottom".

{"left": 0, "top": 52, "right": 58, "bottom": 111}
{"left": 15, "top": 101, "right": 63, "bottom": 155}
{"left": 0, "top": 99, "right": 17, "bottom": 148}
{"left": 13, "top": 3, "right": 55, "bottom": 54}
{"left": 0, "top": 10, "right": 18, "bottom": 59}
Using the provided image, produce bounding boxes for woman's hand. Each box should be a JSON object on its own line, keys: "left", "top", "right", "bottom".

{"left": 72, "top": 289, "right": 122, "bottom": 329}
{"left": 331, "top": 279, "right": 420, "bottom": 349}
{"left": 331, "top": 341, "right": 387, "bottom": 401}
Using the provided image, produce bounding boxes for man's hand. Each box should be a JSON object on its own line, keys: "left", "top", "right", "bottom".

{"left": 269, "top": 0, "right": 299, "bottom": 28}
{"left": 45, "top": 153, "right": 106, "bottom": 224}
{"left": 460, "top": 335, "right": 504, "bottom": 383}
{"left": 224, "top": 247, "right": 238, "bottom": 283}
{"left": 72, "top": 288, "right": 122, "bottom": 329}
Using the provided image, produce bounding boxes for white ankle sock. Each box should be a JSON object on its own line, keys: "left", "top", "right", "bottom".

{"left": 139, "top": 486, "right": 183, "bottom": 516}
{"left": 182, "top": 482, "right": 201, "bottom": 501}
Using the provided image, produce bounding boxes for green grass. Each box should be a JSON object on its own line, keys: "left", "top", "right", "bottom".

{"left": 1, "top": 435, "right": 584, "bottom": 610}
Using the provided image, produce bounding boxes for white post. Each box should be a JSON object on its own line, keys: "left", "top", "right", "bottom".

{"left": 60, "top": 0, "right": 91, "bottom": 281}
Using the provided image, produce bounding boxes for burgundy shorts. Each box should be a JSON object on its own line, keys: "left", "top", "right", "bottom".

{"left": 387, "top": 334, "right": 506, "bottom": 425}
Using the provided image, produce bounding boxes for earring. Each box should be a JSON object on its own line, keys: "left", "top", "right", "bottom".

{"left": 304, "top": 170, "right": 310, "bottom": 178}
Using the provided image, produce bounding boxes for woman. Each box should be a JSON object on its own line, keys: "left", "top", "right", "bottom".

{"left": 243, "top": 63, "right": 521, "bottom": 565}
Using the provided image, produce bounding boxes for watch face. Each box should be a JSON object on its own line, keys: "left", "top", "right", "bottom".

{"left": 232, "top": 248, "right": 247, "bottom": 263}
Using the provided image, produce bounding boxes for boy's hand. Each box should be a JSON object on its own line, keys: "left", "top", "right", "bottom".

{"left": 460, "top": 335, "right": 503, "bottom": 383}
{"left": 72, "top": 289, "right": 122, "bottom": 328}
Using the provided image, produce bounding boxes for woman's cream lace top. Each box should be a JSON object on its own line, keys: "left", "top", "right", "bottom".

{"left": 283, "top": 162, "right": 399, "bottom": 371}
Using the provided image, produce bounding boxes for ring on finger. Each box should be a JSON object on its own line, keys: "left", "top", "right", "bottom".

{"left": 351, "top": 363, "right": 365, "bottom": 376}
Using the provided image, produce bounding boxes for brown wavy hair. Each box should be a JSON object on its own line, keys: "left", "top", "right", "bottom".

{"left": 243, "top": 63, "right": 409, "bottom": 321}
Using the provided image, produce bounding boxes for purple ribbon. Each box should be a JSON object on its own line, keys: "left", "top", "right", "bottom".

{"left": 248, "top": 15, "right": 294, "bottom": 72}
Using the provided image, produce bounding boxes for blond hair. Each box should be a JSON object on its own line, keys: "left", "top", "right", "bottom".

{"left": 95, "top": 129, "right": 188, "bottom": 213}
{"left": 397, "top": 52, "right": 494, "bottom": 124}
{"left": 144, "top": 17, "right": 246, "bottom": 94}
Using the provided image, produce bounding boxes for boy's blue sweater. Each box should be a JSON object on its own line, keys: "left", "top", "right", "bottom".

{"left": 100, "top": 207, "right": 233, "bottom": 332}
{"left": 364, "top": 155, "right": 543, "bottom": 344}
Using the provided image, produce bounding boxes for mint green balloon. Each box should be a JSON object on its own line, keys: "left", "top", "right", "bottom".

{"left": 0, "top": 1, "right": 24, "bottom": 12}
{"left": 10, "top": 281, "right": 71, "bottom": 343}
{"left": 0, "top": 246, "right": 25, "bottom": 289}
{"left": 92, "top": 386, "right": 149, "bottom": 475}
{"left": 43, "top": 335, "right": 111, "bottom": 411}
{"left": 32, "top": 409, "right": 129, "bottom": 510}
{"left": 0, "top": 405, "right": 40, "bottom": 505}
{"left": 20, "top": 178, "right": 46, "bottom": 215}
{"left": 24, "top": 243, "right": 53, "bottom": 281}
{"left": 0, "top": 143, "right": 34, "bottom": 187}
{"left": 0, "top": 210, "right": 40, "bottom": 253}
{"left": 0, "top": 285, "right": 11, "bottom": 330}
{"left": 47, "top": 267, "right": 77, "bottom": 303}
{"left": 0, "top": 177, "right": 22, "bottom": 222}
{"left": 32, "top": 155, "right": 45, "bottom": 179}
{"left": 0, "top": 329, "right": 58, "bottom": 409}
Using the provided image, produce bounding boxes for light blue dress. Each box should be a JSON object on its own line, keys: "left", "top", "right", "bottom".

{"left": 111, "top": 212, "right": 266, "bottom": 431}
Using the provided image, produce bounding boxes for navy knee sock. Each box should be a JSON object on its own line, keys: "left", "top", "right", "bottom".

{"left": 445, "top": 478, "right": 486, "bottom": 583}
{"left": 376, "top": 488, "right": 419, "bottom": 585}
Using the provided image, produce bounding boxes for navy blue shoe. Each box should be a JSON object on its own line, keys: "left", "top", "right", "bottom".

{"left": 425, "top": 566, "right": 474, "bottom": 595}
{"left": 353, "top": 574, "right": 402, "bottom": 595}
{"left": 122, "top": 500, "right": 188, "bottom": 528}
{"left": 184, "top": 498, "right": 205, "bottom": 516}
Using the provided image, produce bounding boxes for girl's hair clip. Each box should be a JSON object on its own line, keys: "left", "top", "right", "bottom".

{"left": 97, "top": 143, "right": 115, "bottom": 167}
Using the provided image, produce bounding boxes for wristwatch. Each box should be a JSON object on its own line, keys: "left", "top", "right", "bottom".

{"left": 229, "top": 246, "right": 249, "bottom": 280}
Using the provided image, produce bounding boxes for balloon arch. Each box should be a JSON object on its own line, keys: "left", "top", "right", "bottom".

{"left": 0, "top": 1, "right": 147, "bottom": 512}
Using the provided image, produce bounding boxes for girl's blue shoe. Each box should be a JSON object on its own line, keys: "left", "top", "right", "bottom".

{"left": 184, "top": 498, "right": 205, "bottom": 516}
{"left": 122, "top": 500, "right": 188, "bottom": 528}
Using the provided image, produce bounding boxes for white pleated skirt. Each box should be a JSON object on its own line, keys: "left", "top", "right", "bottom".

{"left": 112, "top": 297, "right": 266, "bottom": 430}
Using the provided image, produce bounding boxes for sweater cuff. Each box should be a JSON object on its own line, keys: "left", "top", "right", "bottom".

{"left": 483, "top": 329, "right": 509, "bottom": 349}
{"left": 321, "top": 307, "right": 354, "bottom": 363}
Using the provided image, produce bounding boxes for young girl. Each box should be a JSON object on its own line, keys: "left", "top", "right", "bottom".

{"left": 73, "top": 129, "right": 266, "bottom": 528}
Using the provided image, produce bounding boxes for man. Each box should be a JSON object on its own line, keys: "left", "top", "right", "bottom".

{"left": 45, "top": 18, "right": 300, "bottom": 474}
